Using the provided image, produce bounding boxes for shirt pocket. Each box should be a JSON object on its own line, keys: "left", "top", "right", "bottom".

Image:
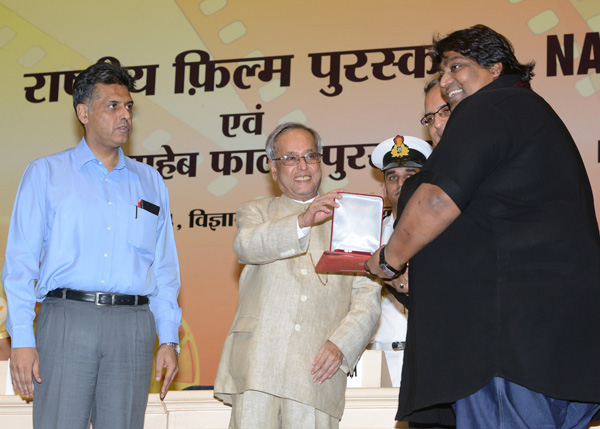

{"left": 128, "top": 204, "right": 158, "bottom": 257}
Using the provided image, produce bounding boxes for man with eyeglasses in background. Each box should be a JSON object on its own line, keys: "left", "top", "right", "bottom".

{"left": 379, "top": 83, "right": 454, "bottom": 429}
{"left": 421, "top": 79, "right": 450, "bottom": 148}
{"left": 391, "top": 79, "right": 450, "bottom": 232}
{"left": 214, "top": 122, "right": 381, "bottom": 429}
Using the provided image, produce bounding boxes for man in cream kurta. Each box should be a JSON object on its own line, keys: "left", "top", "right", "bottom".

{"left": 214, "top": 123, "right": 381, "bottom": 429}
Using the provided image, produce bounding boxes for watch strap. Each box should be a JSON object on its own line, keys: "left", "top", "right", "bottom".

{"left": 161, "top": 342, "right": 180, "bottom": 356}
{"left": 379, "top": 245, "right": 405, "bottom": 277}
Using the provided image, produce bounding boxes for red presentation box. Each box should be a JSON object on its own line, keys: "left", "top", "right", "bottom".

{"left": 315, "top": 192, "right": 383, "bottom": 273}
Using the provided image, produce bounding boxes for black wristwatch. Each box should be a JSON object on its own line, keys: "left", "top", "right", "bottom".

{"left": 378, "top": 245, "right": 405, "bottom": 278}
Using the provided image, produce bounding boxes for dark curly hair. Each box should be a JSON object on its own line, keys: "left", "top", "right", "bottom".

{"left": 72, "top": 59, "right": 135, "bottom": 112}
{"left": 431, "top": 24, "right": 535, "bottom": 82}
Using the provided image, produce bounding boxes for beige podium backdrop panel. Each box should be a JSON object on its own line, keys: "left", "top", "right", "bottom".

{"left": 0, "top": 0, "right": 599, "bottom": 391}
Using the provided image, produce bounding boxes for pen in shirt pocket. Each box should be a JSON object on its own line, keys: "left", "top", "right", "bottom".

{"left": 135, "top": 199, "right": 160, "bottom": 217}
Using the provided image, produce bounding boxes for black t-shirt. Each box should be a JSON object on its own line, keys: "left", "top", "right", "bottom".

{"left": 395, "top": 75, "right": 600, "bottom": 425}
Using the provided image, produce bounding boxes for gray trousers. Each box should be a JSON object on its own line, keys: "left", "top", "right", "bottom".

{"left": 33, "top": 297, "right": 156, "bottom": 429}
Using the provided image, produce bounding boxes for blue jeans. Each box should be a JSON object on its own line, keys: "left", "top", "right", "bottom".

{"left": 452, "top": 377, "right": 600, "bottom": 428}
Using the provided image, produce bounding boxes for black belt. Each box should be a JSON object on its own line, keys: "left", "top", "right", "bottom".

{"left": 46, "top": 288, "right": 149, "bottom": 306}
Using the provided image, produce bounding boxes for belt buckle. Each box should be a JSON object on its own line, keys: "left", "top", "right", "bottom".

{"left": 94, "top": 292, "right": 115, "bottom": 306}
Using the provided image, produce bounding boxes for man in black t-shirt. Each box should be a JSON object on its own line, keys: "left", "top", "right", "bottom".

{"left": 366, "top": 24, "right": 600, "bottom": 428}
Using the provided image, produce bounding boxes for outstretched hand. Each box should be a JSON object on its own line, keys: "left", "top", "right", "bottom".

{"left": 298, "top": 189, "right": 343, "bottom": 228}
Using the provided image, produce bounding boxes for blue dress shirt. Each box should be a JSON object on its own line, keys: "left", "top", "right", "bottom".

{"left": 2, "top": 138, "right": 182, "bottom": 348}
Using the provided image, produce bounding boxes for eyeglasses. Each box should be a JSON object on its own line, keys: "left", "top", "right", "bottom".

{"left": 420, "top": 104, "right": 451, "bottom": 127}
{"left": 271, "top": 153, "right": 322, "bottom": 166}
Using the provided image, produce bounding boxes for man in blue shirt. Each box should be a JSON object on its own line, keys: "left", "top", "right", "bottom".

{"left": 2, "top": 61, "right": 182, "bottom": 428}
